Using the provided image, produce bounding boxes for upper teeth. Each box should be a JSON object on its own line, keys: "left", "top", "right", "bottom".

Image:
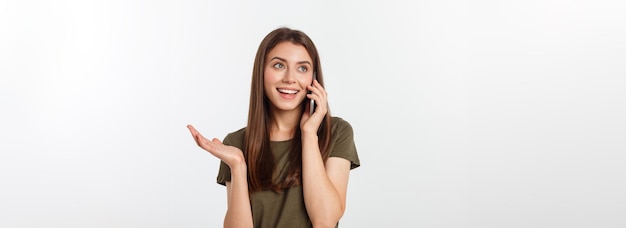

{"left": 278, "top": 89, "right": 298, "bottom": 94}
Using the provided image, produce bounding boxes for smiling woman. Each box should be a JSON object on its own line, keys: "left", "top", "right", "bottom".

{"left": 264, "top": 42, "right": 314, "bottom": 115}
{"left": 187, "top": 27, "right": 360, "bottom": 228}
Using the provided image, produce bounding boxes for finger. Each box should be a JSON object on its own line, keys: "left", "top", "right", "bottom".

{"left": 188, "top": 125, "right": 208, "bottom": 141}
{"left": 194, "top": 134, "right": 210, "bottom": 148}
{"left": 187, "top": 125, "right": 203, "bottom": 145}
{"left": 306, "top": 93, "right": 319, "bottom": 105}
{"left": 308, "top": 85, "right": 323, "bottom": 100}
{"left": 212, "top": 138, "right": 223, "bottom": 145}
{"left": 309, "top": 83, "right": 327, "bottom": 99}
{"left": 187, "top": 124, "right": 198, "bottom": 135}
{"left": 310, "top": 94, "right": 327, "bottom": 110}
{"left": 311, "top": 79, "right": 322, "bottom": 87}
{"left": 309, "top": 94, "right": 329, "bottom": 116}
{"left": 307, "top": 90, "right": 327, "bottom": 107}
{"left": 313, "top": 79, "right": 327, "bottom": 93}
{"left": 187, "top": 125, "right": 216, "bottom": 149}
{"left": 187, "top": 125, "right": 209, "bottom": 140}
{"left": 314, "top": 79, "right": 327, "bottom": 97}
{"left": 302, "top": 101, "right": 312, "bottom": 117}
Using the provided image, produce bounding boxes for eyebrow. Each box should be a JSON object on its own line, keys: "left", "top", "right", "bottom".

{"left": 269, "top": 56, "right": 312, "bottom": 66}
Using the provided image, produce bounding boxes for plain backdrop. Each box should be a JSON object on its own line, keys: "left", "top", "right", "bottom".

{"left": 1, "top": 0, "right": 625, "bottom": 227}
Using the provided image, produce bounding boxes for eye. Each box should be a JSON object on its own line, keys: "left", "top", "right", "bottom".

{"left": 273, "top": 63, "right": 284, "bottom": 69}
{"left": 298, "top": 66, "right": 308, "bottom": 72}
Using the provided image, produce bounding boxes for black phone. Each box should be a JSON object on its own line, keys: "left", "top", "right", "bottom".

{"left": 309, "top": 72, "right": 317, "bottom": 115}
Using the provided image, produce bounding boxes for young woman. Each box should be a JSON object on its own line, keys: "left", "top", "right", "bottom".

{"left": 187, "top": 27, "right": 360, "bottom": 228}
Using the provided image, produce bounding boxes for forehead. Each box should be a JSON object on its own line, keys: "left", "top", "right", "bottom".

{"left": 266, "top": 41, "right": 312, "bottom": 62}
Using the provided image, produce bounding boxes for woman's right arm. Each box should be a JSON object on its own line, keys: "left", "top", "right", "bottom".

{"left": 224, "top": 163, "right": 253, "bottom": 228}
{"left": 187, "top": 125, "right": 253, "bottom": 228}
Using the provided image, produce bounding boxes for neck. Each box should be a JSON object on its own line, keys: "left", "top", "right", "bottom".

{"left": 269, "top": 107, "right": 302, "bottom": 141}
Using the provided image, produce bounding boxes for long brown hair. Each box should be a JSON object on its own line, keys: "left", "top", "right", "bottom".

{"left": 245, "top": 27, "right": 332, "bottom": 192}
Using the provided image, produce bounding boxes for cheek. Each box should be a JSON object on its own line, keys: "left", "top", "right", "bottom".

{"left": 264, "top": 68, "right": 279, "bottom": 83}
{"left": 299, "top": 75, "right": 313, "bottom": 88}
{"left": 263, "top": 70, "right": 277, "bottom": 93}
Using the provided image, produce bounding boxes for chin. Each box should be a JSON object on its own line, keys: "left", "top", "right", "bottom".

{"left": 274, "top": 101, "right": 305, "bottom": 112}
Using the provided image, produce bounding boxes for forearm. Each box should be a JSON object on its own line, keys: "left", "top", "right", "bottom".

{"left": 224, "top": 163, "right": 253, "bottom": 228}
{"left": 301, "top": 133, "right": 344, "bottom": 227}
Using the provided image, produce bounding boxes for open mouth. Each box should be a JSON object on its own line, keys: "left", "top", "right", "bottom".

{"left": 277, "top": 88, "right": 299, "bottom": 94}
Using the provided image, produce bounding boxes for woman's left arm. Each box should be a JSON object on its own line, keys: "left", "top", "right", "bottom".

{"left": 301, "top": 133, "right": 351, "bottom": 228}
{"left": 300, "top": 79, "right": 351, "bottom": 228}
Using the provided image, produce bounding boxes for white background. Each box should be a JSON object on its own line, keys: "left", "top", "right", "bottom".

{"left": 1, "top": 0, "right": 625, "bottom": 227}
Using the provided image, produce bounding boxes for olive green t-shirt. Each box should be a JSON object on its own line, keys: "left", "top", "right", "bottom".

{"left": 216, "top": 117, "right": 360, "bottom": 228}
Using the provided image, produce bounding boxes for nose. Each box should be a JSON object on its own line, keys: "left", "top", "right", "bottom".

{"left": 281, "top": 69, "right": 296, "bottom": 83}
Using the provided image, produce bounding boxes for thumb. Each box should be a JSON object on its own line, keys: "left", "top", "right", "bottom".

{"left": 212, "top": 138, "right": 223, "bottom": 145}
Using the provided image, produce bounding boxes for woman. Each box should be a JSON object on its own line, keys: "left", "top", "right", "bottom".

{"left": 187, "top": 27, "right": 360, "bottom": 228}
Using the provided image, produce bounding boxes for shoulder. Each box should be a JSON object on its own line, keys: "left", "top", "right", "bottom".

{"left": 225, "top": 127, "right": 246, "bottom": 139}
{"left": 330, "top": 116, "right": 354, "bottom": 136}
{"left": 329, "top": 116, "right": 356, "bottom": 146}
{"left": 223, "top": 127, "right": 246, "bottom": 150}
{"left": 328, "top": 116, "right": 360, "bottom": 169}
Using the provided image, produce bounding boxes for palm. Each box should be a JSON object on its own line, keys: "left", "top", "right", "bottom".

{"left": 187, "top": 125, "right": 244, "bottom": 167}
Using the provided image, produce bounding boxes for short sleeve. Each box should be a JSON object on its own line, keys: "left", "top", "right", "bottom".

{"left": 216, "top": 162, "right": 230, "bottom": 186}
{"left": 216, "top": 128, "right": 246, "bottom": 186}
{"left": 329, "top": 117, "right": 360, "bottom": 170}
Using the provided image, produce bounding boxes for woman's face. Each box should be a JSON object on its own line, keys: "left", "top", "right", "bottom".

{"left": 263, "top": 41, "right": 314, "bottom": 113}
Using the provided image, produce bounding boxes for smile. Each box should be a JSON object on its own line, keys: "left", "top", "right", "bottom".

{"left": 277, "top": 88, "right": 299, "bottom": 94}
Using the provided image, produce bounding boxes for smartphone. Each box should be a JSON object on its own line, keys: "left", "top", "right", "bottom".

{"left": 309, "top": 72, "right": 317, "bottom": 115}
